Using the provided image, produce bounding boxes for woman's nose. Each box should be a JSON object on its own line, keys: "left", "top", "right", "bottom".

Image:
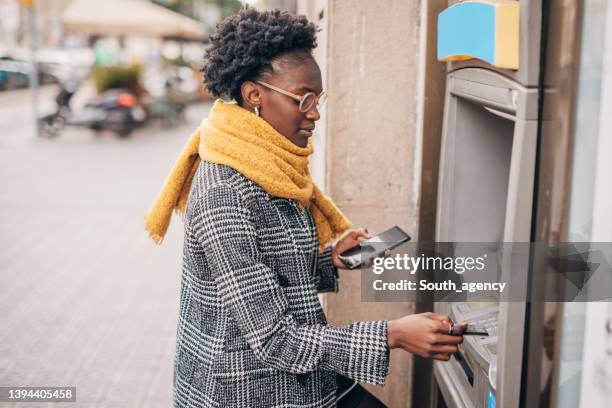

{"left": 305, "top": 105, "right": 321, "bottom": 121}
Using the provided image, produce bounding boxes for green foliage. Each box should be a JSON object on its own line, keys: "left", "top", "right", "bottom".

{"left": 91, "top": 65, "right": 141, "bottom": 93}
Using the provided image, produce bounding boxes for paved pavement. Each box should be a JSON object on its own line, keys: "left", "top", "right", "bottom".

{"left": 0, "top": 96, "right": 213, "bottom": 407}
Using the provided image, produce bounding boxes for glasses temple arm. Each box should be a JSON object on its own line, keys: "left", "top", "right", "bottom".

{"left": 256, "top": 81, "right": 302, "bottom": 101}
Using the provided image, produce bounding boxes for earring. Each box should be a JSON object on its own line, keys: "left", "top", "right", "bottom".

{"left": 254, "top": 106, "right": 260, "bottom": 117}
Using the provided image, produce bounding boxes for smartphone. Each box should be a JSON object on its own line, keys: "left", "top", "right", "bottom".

{"left": 338, "top": 226, "right": 411, "bottom": 270}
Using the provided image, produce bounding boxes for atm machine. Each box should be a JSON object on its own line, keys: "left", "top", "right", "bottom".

{"left": 432, "top": 1, "right": 542, "bottom": 407}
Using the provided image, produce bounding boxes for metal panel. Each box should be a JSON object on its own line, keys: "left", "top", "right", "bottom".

{"left": 434, "top": 68, "right": 538, "bottom": 408}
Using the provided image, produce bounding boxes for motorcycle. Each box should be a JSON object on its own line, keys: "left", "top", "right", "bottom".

{"left": 72, "top": 88, "right": 146, "bottom": 137}
{"left": 39, "top": 81, "right": 147, "bottom": 138}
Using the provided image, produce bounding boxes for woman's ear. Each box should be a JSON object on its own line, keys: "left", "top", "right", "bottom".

{"left": 240, "top": 81, "right": 261, "bottom": 109}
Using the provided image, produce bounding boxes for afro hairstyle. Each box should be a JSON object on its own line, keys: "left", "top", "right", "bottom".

{"left": 201, "top": 8, "right": 319, "bottom": 103}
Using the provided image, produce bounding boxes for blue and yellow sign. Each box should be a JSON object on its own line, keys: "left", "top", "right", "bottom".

{"left": 437, "top": 0, "right": 519, "bottom": 70}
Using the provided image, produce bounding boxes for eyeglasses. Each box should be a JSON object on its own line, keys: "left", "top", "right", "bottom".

{"left": 256, "top": 80, "right": 328, "bottom": 113}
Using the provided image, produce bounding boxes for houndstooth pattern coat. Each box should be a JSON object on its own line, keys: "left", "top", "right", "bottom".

{"left": 173, "top": 161, "right": 390, "bottom": 407}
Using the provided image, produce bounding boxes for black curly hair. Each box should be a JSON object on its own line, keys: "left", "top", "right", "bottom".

{"left": 201, "top": 8, "right": 319, "bottom": 104}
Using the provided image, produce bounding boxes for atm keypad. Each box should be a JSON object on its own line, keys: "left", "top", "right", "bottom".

{"left": 471, "top": 318, "right": 498, "bottom": 337}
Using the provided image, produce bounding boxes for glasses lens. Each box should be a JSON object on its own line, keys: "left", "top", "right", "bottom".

{"left": 300, "top": 93, "right": 317, "bottom": 112}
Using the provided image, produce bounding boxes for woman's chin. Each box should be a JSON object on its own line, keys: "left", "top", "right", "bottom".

{"left": 292, "top": 130, "right": 313, "bottom": 147}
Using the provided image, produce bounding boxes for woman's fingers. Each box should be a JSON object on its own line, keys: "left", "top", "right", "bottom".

{"left": 430, "top": 318, "right": 452, "bottom": 335}
{"left": 390, "top": 313, "right": 465, "bottom": 362}
{"left": 434, "top": 334, "right": 463, "bottom": 345}
{"left": 427, "top": 314, "right": 463, "bottom": 336}
{"left": 339, "top": 228, "right": 369, "bottom": 250}
{"left": 332, "top": 228, "right": 371, "bottom": 269}
{"left": 451, "top": 322, "right": 468, "bottom": 336}
{"left": 350, "top": 228, "right": 370, "bottom": 241}
{"left": 430, "top": 344, "right": 459, "bottom": 354}
{"left": 427, "top": 313, "right": 452, "bottom": 324}
{"left": 341, "top": 229, "right": 393, "bottom": 265}
{"left": 431, "top": 353, "right": 453, "bottom": 361}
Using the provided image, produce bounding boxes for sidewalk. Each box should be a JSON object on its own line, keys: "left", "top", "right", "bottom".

{"left": 0, "top": 102, "right": 212, "bottom": 407}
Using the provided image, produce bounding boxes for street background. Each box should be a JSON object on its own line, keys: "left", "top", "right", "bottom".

{"left": 0, "top": 95, "right": 212, "bottom": 406}
{"left": 4, "top": 0, "right": 611, "bottom": 407}
{"left": 0, "top": 0, "right": 261, "bottom": 406}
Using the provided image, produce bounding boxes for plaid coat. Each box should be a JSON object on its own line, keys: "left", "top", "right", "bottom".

{"left": 173, "top": 161, "right": 389, "bottom": 407}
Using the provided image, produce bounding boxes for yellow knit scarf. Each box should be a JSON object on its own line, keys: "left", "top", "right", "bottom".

{"left": 145, "top": 99, "right": 352, "bottom": 251}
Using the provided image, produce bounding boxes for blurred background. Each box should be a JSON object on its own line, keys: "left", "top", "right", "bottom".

{"left": 1, "top": 0, "right": 612, "bottom": 407}
{"left": 0, "top": 0, "right": 298, "bottom": 407}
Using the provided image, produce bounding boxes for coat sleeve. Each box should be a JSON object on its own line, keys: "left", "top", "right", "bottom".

{"left": 193, "top": 183, "right": 390, "bottom": 386}
{"left": 315, "top": 244, "right": 340, "bottom": 293}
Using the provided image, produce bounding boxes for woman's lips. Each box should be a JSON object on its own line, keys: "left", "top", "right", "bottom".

{"left": 297, "top": 129, "right": 314, "bottom": 137}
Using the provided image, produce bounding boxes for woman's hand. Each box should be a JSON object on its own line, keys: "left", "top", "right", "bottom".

{"left": 331, "top": 228, "right": 370, "bottom": 269}
{"left": 387, "top": 313, "right": 466, "bottom": 361}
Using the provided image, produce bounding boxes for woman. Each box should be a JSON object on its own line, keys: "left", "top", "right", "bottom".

{"left": 145, "top": 8, "right": 464, "bottom": 408}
